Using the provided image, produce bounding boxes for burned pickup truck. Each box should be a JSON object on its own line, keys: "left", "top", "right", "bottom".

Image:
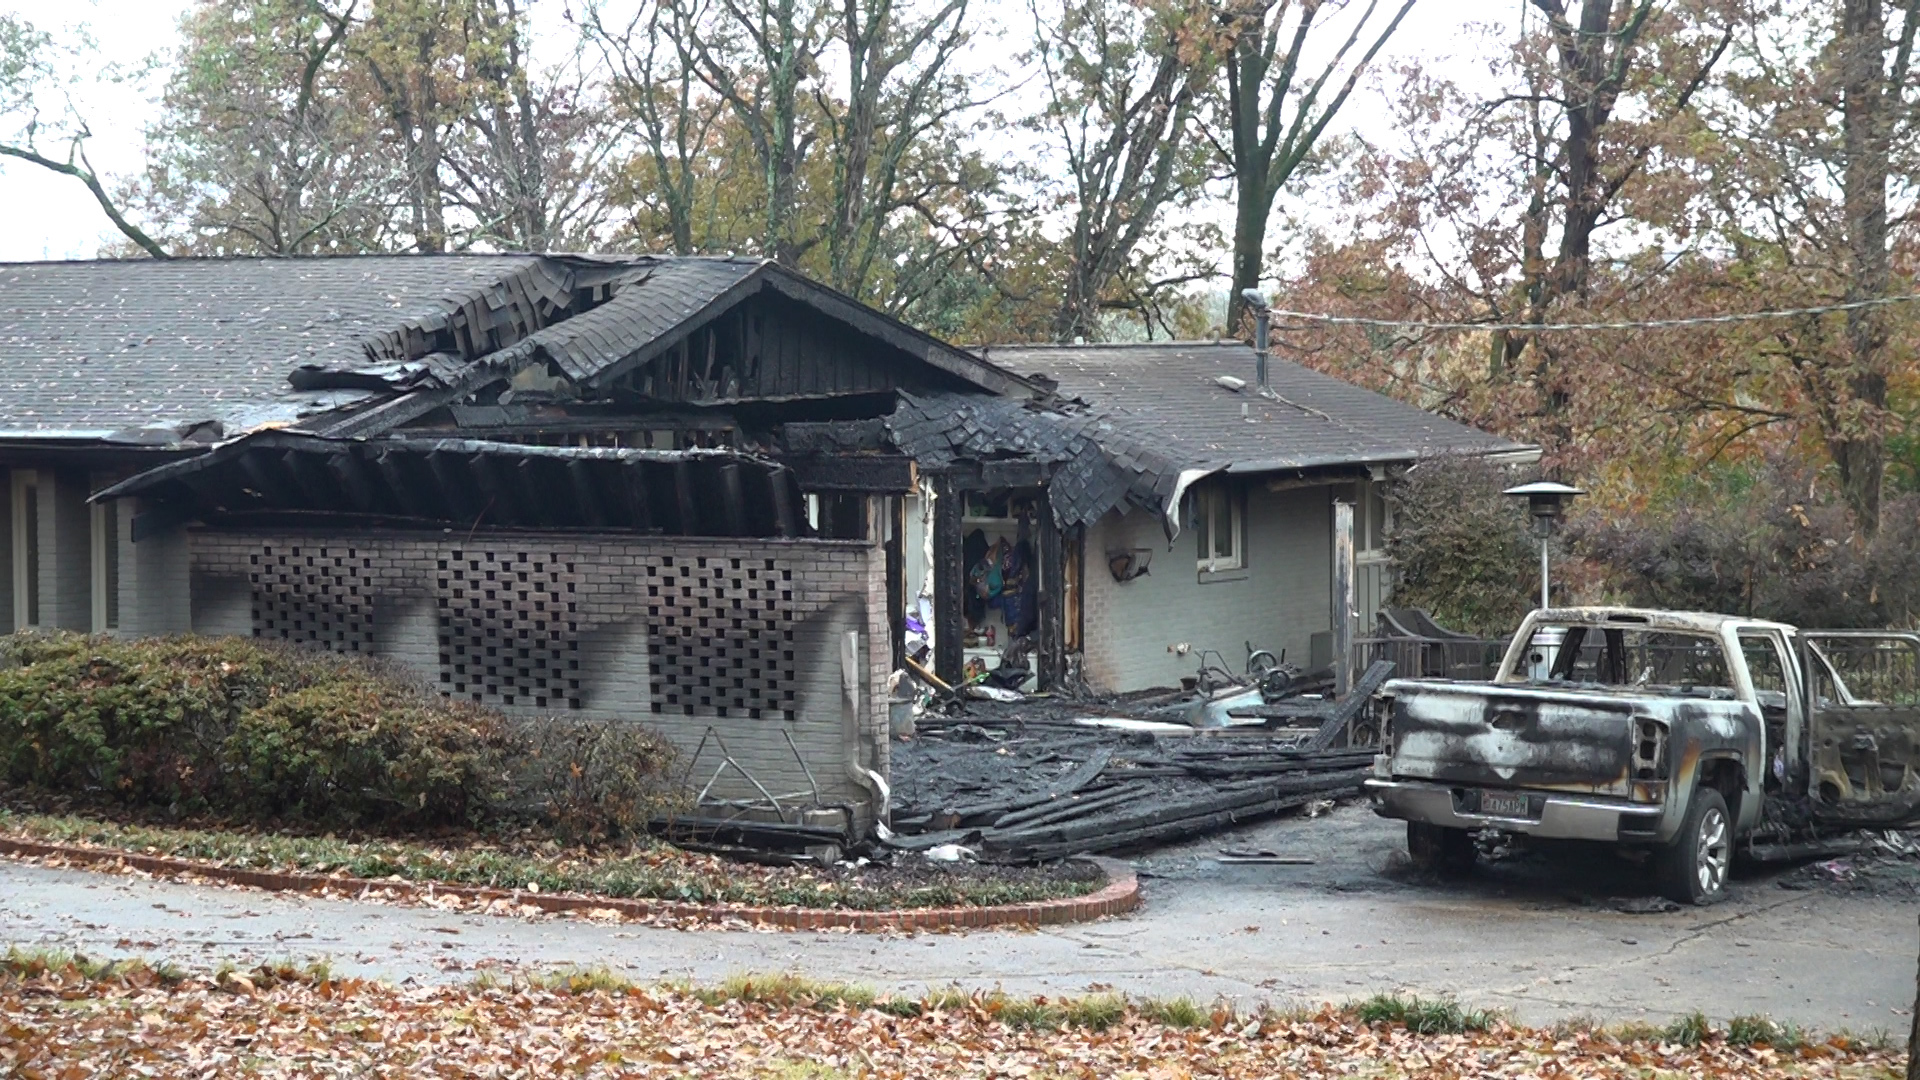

{"left": 1365, "top": 607, "right": 1920, "bottom": 904}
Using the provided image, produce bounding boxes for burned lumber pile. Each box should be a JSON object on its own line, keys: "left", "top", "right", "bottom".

{"left": 889, "top": 725, "right": 1372, "bottom": 862}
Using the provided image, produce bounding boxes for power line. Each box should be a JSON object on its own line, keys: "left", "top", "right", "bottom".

{"left": 1267, "top": 292, "right": 1920, "bottom": 334}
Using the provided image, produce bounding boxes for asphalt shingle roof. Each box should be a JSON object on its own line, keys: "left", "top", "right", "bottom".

{"left": 984, "top": 341, "right": 1531, "bottom": 473}
{"left": 0, "top": 255, "right": 548, "bottom": 437}
{"left": 0, "top": 254, "right": 1028, "bottom": 441}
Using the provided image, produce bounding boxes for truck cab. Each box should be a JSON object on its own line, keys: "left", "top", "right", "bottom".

{"left": 1364, "top": 607, "right": 1920, "bottom": 904}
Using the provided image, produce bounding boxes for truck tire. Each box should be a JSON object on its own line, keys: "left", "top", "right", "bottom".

{"left": 1654, "top": 786, "right": 1731, "bottom": 905}
{"left": 1407, "top": 822, "right": 1476, "bottom": 872}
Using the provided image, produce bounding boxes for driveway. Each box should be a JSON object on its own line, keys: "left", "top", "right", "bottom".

{"left": 3, "top": 804, "right": 1913, "bottom": 1031}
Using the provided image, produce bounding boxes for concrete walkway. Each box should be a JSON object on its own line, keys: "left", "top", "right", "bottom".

{"left": 4, "top": 805, "right": 1913, "bottom": 1031}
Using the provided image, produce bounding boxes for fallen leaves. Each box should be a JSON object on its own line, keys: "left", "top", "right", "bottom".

{"left": 0, "top": 961, "right": 1903, "bottom": 1079}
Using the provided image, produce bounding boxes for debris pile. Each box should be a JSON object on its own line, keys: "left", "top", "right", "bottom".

{"left": 889, "top": 723, "right": 1374, "bottom": 862}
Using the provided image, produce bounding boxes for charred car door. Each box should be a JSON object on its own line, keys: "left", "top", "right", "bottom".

{"left": 1799, "top": 632, "right": 1920, "bottom": 825}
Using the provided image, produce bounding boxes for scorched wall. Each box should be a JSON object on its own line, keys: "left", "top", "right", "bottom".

{"left": 189, "top": 529, "right": 892, "bottom": 830}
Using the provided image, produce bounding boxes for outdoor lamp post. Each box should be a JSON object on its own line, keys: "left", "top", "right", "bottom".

{"left": 1503, "top": 480, "right": 1585, "bottom": 610}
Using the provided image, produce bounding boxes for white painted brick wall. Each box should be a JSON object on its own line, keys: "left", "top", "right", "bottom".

{"left": 186, "top": 528, "right": 892, "bottom": 831}
{"left": 1081, "top": 484, "right": 1333, "bottom": 693}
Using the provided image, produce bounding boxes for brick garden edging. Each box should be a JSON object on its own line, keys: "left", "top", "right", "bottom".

{"left": 0, "top": 836, "right": 1139, "bottom": 932}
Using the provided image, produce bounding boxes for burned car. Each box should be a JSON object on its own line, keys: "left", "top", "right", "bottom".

{"left": 1364, "top": 607, "right": 1920, "bottom": 904}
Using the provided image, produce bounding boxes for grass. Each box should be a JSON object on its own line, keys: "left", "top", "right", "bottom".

{"left": 0, "top": 947, "right": 332, "bottom": 991}
{"left": 0, "top": 807, "right": 1101, "bottom": 911}
{"left": 1351, "top": 993, "right": 1498, "bottom": 1035}
{"left": 521, "top": 970, "right": 1232, "bottom": 1032}
{"left": 1726, "top": 1014, "right": 1806, "bottom": 1049}
{"left": 1661, "top": 1011, "right": 1712, "bottom": 1047}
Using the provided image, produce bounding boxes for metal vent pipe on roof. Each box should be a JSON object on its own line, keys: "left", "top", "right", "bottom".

{"left": 1241, "top": 289, "right": 1270, "bottom": 390}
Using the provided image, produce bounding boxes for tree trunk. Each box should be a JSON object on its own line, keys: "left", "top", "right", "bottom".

{"left": 1227, "top": 172, "right": 1270, "bottom": 336}
{"left": 1838, "top": 0, "right": 1890, "bottom": 537}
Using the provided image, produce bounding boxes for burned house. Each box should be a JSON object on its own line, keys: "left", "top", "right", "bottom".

{"left": 0, "top": 254, "right": 1525, "bottom": 836}
{"left": 898, "top": 343, "right": 1535, "bottom": 695}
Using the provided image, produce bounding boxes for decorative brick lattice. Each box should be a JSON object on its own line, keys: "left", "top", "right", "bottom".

{"left": 251, "top": 544, "right": 375, "bottom": 653}
{"left": 436, "top": 549, "right": 582, "bottom": 710}
{"left": 645, "top": 555, "right": 796, "bottom": 720}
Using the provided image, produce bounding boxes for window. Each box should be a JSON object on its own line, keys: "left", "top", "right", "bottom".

{"left": 1739, "top": 633, "right": 1789, "bottom": 695}
{"left": 1191, "top": 483, "right": 1243, "bottom": 573}
{"left": 1505, "top": 624, "right": 1731, "bottom": 695}
{"left": 10, "top": 470, "right": 36, "bottom": 628}
{"left": 1356, "top": 480, "right": 1391, "bottom": 555}
{"left": 91, "top": 499, "right": 119, "bottom": 632}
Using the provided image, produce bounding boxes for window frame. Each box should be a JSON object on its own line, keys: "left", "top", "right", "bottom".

{"left": 1191, "top": 482, "right": 1245, "bottom": 574}
{"left": 1355, "top": 479, "right": 1392, "bottom": 557}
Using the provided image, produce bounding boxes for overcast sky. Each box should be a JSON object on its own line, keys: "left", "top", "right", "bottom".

{"left": 0, "top": 0, "right": 1510, "bottom": 264}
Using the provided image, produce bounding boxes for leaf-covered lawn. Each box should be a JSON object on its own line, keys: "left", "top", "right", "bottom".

{"left": 0, "top": 958, "right": 1903, "bottom": 1079}
{"left": 0, "top": 808, "right": 1102, "bottom": 911}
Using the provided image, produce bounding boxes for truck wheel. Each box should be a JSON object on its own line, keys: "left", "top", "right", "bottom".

{"left": 1407, "top": 822, "right": 1476, "bottom": 872}
{"left": 1655, "top": 787, "right": 1731, "bottom": 905}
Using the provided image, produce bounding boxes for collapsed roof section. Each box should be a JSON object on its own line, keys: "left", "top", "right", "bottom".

{"left": 885, "top": 391, "right": 1185, "bottom": 529}
{"left": 0, "top": 254, "right": 1035, "bottom": 445}
{"left": 96, "top": 430, "right": 809, "bottom": 540}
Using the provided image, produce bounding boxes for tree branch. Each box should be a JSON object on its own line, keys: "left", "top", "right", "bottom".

{"left": 0, "top": 142, "right": 169, "bottom": 258}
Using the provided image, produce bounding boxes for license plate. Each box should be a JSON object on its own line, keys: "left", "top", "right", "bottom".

{"left": 1479, "top": 791, "right": 1532, "bottom": 818}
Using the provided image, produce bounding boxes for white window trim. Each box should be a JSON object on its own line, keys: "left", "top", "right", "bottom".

{"left": 1356, "top": 479, "right": 1393, "bottom": 563}
{"left": 1193, "top": 484, "right": 1245, "bottom": 573}
{"left": 10, "top": 469, "right": 35, "bottom": 629}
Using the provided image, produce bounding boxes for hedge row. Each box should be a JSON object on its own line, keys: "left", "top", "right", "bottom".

{"left": 0, "top": 634, "right": 674, "bottom": 834}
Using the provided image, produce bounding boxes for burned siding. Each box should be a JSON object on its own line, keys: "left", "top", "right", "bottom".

{"left": 189, "top": 529, "right": 892, "bottom": 823}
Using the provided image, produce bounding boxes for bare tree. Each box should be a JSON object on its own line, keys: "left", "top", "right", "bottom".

{"left": 816, "top": 0, "right": 975, "bottom": 297}
{"left": 1031, "top": 0, "right": 1209, "bottom": 342}
{"left": 671, "top": 0, "right": 830, "bottom": 264}
{"left": 139, "top": 0, "right": 401, "bottom": 255}
{"left": 588, "top": 0, "right": 728, "bottom": 254}
{"left": 0, "top": 15, "right": 168, "bottom": 257}
{"left": 1216, "top": 0, "right": 1417, "bottom": 333}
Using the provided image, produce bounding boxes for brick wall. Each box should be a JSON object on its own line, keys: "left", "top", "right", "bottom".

{"left": 1080, "top": 484, "right": 1333, "bottom": 693}
{"left": 189, "top": 527, "right": 892, "bottom": 832}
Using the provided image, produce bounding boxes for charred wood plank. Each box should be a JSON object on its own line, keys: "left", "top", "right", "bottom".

{"left": 780, "top": 454, "right": 914, "bottom": 493}
{"left": 933, "top": 475, "right": 964, "bottom": 685}
{"left": 566, "top": 459, "right": 610, "bottom": 528}
{"left": 940, "top": 748, "right": 1112, "bottom": 825}
{"left": 426, "top": 450, "right": 483, "bottom": 525}
{"left": 670, "top": 460, "right": 699, "bottom": 533}
{"left": 718, "top": 462, "right": 748, "bottom": 536}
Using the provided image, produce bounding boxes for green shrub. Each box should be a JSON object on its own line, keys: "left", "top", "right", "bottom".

{"left": 0, "top": 633, "right": 670, "bottom": 833}
{"left": 520, "top": 717, "right": 681, "bottom": 840}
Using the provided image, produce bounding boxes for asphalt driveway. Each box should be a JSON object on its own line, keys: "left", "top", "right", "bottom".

{"left": 4, "top": 803, "right": 1913, "bottom": 1031}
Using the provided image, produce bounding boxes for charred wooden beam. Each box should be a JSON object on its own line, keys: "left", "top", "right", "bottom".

{"left": 235, "top": 452, "right": 290, "bottom": 509}
{"left": 514, "top": 456, "right": 572, "bottom": 527}
{"left": 325, "top": 449, "right": 386, "bottom": 515}
{"left": 670, "top": 460, "right": 699, "bottom": 534}
{"left": 467, "top": 453, "right": 530, "bottom": 525}
{"left": 780, "top": 454, "right": 914, "bottom": 493}
{"left": 933, "top": 475, "right": 964, "bottom": 685}
{"left": 280, "top": 451, "right": 341, "bottom": 509}
{"left": 1037, "top": 491, "right": 1064, "bottom": 690}
{"left": 566, "top": 459, "right": 610, "bottom": 528}
{"left": 426, "top": 450, "right": 484, "bottom": 525}
{"left": 718, "top": 462, "right": 748, "bottom": 536}
{"left": 766, "top": 467, "right": 799, "bottom": 538}
{"left": 619, "top": 463, "right": 656, "bottom": 532}
{"left": 374, "top": 449, "right": 443, "bottom": 520}
{"left": 886, "top": 495, "right": 906, "bottom": 669}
